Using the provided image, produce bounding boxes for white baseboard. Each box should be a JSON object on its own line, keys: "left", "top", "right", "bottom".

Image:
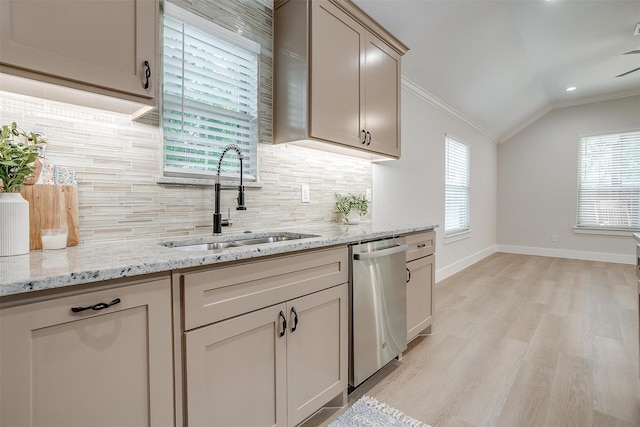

{"left": 435, "top": 245, "right": 497, "bottom": 283}
{"left": 496, "top": 244, "right": 635, "bottom": 265}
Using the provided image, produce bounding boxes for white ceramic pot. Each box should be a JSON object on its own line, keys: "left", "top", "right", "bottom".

{"left": 346, "top": 211, "right": 361, "bottom": 225}
{"left": 0, "top": 192, "right": 30, "bottom": 256}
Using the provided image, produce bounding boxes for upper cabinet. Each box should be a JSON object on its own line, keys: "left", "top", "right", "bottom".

{"left": 0, "top": 0, "right": 158, "bottom": 116}
{"left": 274, "top": 0, "right": 408, "bottom": 161}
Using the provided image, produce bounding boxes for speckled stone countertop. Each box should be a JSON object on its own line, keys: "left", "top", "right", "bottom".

{"left": 0, "top": 222, "right": 437, "bottom": 298}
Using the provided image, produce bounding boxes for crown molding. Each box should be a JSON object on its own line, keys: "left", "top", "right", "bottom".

{"left": 550, "top": 88, "right": 640, "bottom": 110}
{"left": 498, "top": 105, "right": 553, "bottom": 144}
{"left": 500, "top": 89, "right": 640, "bottom": 143}
{"left": 401, "top": 76, "right": 499, "bottom": 144}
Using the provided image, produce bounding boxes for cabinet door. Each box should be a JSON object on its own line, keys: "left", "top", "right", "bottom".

{"left": 363, "top": 32, "right": 401, "bottom": 157}
{"left": 0, "top": 0, "right": 156, "bottom": 101}
{"left": 184, "top": 304, "right": 287, "bottom": 427}
{"left": 406, "top": 254, "right": 435, "bottom": 342}
{"left": 286, "top": 284, "right": 348, "bottom": 427}
{"left": 0, "top": 277, "right": 174, "bottom": 427}
{"left": 310, "top": 0, "right": 364, "bottom": 148}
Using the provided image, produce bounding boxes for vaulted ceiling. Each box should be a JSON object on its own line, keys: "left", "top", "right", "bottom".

{"left": 353, "top": 0, "right": 640, "bottom": 142}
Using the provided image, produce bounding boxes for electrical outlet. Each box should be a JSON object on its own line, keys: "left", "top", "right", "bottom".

{"left": 366, "top": 188, "right": 372, "bottom": 202}
{"left": 301, "top": 184, "right": 310, "bottom": 203}
{"left": 551, "top": 234, "right": 558, "bottom": 242}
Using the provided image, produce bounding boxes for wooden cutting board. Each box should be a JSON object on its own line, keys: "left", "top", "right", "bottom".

{"left": 20, "top": 185, "right": 79, "bottom": 250}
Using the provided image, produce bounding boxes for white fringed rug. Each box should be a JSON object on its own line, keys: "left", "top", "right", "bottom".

{"left": 328, "top": 395, "right": 431, "bottom": 427}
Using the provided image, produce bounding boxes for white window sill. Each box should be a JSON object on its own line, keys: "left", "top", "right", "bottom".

{"left": 156, "top": 176, "right": 263, "bottom": 188}
{"left": 444, "top": 229, "right": 471, "bottom": 244}
{"left": 573, "top": 227, "right": 639, "bottom": 237}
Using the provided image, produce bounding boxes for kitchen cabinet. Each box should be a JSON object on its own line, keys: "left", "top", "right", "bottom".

{"left": 0, "top": 275, "right": 174, "bottom": 427}
{"left": 405, "top": 230, "right": 435, "bottom": 342}
{"left": 274, "top": 0, "right": 408, "bottom": 160}
{"left": 181, "top": 247, "right": 349, "bottom": 427}
{"left": 0, "top": 0, "right": 157, "bottom": 114}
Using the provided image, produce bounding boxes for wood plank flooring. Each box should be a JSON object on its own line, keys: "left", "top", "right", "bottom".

{"left": 302, "top": 253, "right": 640, "bottom": 427}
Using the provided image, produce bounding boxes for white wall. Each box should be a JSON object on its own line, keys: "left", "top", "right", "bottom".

{"left": 497, "top": 95, "right": 640, "bottom": 264}
{"left": 373, "top": 81, "right": 498, "bottom": 282}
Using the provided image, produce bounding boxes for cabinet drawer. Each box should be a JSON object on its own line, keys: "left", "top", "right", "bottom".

{"left": 182, "top": 247, "right": 348, "bottom": 330}
{"left": 405, "top": 230, "right": 435, "bottom": 262}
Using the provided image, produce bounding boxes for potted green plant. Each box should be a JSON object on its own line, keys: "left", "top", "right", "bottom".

{"left": 0, "top": 122, "right": 44, "bottom": 256}
{"left": 0, "top": 122, "right": 43, "bottom": 193}
{"left": 335, "top": 193, "right": 368, "bottom": 224}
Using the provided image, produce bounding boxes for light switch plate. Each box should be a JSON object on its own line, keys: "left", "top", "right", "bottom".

{"left": 366, "top": 188, "right": 372, "bottom": 202}
{"left": 301, "top": 184, "right": 310, "bottom": 203}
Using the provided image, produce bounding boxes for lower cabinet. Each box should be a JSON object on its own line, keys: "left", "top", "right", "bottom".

{"left": 0, "top": 276, "right": 174, "bottom": 427}
{"left": 405, "top": 231, "right": 436, "bottom": 342}
{"left": 184, "top": 284, "right": 348, "bottom": 427}
{"left": 180, "top": 246, "right": 350, "bottom": 427}
{"left": 406, "top": 254, "right": 435, "bottom": 341}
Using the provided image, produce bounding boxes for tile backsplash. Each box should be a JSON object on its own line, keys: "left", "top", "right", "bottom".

{"left": 0, "top": 92, "right": 372, "bottom": 244}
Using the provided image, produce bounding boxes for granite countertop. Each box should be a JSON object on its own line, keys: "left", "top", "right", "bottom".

{"left": 0, "top": 222, "right": 437, "bottom": 298}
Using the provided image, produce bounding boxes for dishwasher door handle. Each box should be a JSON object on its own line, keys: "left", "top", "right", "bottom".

{"left": 353, "top": 244, "right": 408, "bottom": 260}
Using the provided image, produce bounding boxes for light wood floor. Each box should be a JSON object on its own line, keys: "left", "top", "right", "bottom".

{"left": 303, "top": 253, "right": 640, "bottom": 427}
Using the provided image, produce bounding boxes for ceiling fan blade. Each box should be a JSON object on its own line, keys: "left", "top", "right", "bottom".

{"left": 623, "top": 49, "right": 640, "bottom": 55}
{"left": 616, "top": 67, "right": 640, "bottom": 77}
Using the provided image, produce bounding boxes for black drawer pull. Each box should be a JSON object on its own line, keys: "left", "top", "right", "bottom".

{"left": 71, "top": 298, "right": 121, "bottom": 313}
{"left": 143, "top": 61, "right": 151, "bottom": 89}
{"left": 417, "top": 243, "right": 427, "bottom": 248}
{"left": 406, "top": 267, "right": 411, "bottom": 283}
{"left": 291, "top": 307, "right": 299, "bottom": 332}
{"left": 279, "top": 311, "right": 287, "bottom": 337}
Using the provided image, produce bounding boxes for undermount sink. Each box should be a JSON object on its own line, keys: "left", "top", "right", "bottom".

{"left": 231, "top": 236, "right": 296, "bottom": 246}
{"left": 164, "top": 232, "right": 320, "bottom": 252}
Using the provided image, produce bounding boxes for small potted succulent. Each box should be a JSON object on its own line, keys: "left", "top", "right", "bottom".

{"left": 335, "top": 193, "right": 368, "bottom": 224}
{"left": 0, "top": 122, "right": 44, "bottom": 256}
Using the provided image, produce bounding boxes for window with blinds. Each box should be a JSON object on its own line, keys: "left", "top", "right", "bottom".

{"left": 576, "top": 130, "right": 640, "bottom": 230}
{"left": 163, "top": 3, "right": 259, "bottom": 180}
{"left": 445, "top": 136, "right": 470, "bottom": 235}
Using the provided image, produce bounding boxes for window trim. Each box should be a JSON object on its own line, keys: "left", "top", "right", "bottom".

{"left": 575, "top": 129, "right": 640, "bottom": 232}
{"left": 161, "top": 2, "right": 260, "bottom": 182}
{"left": 444, "top": 134, "right": 471, "bottom": 237}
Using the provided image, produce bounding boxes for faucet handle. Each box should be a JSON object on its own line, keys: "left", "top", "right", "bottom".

{"left": 221, "top": 208, "right": 234, "bottom": 227}
{"left": 237, "top": 185, "right": 246, "bottom": 210}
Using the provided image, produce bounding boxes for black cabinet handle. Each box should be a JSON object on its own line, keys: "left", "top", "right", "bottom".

{"left": 143, "top": 60, "right": 151, "bottom": 89}
{"left": 71, "top": 298, "right": 121, "bottom": 313}
{"left": 291, "top": 307, "right": 298, "bottom": 332}
{"left": 417, "top": 243, "right": 427, "bottom": 248}
{"left": 366, "top": 131, "right": 372, "bottom": 146}
{"left": 361, "top": 129, "right": 367, "bottom": 145}
{"left": 406, "top": 267, "right": 411, "bottom": 284}
{"left": 279, "top": 311, "right": 287, "bottom": 337}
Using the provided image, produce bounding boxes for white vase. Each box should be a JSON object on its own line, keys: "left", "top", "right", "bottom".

{"left": 346, "top": 211, "right": 361, "bottom": 225}
{"left": 0, "top": 192, "right": 30, "bottom": 256}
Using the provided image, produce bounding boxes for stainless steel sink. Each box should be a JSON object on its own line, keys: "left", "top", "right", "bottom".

{"left": 164, "top": 232, "right": 319, "bottom": 251}
{"left": 231, "top": 236, "right": 297, "bottom": 246}
{"left": 171, "top": 242, "right": 237, "bottom": 251}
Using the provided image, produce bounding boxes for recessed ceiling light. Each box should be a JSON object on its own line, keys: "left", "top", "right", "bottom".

{"left": 566, "top": 86, "right": 577, "bottom": 92}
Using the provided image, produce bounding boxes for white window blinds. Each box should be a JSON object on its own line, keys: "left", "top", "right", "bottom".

{"left": 445, "top": 136, "right": 470, "bottom": 235}
{"left": 576, "top": 130, "right": 640, "bottom": 230}
{"left": 163, "top": 3, "right": 259, "bottom": 179}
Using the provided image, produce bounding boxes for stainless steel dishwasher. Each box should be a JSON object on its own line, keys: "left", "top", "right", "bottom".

{"left": 350, "top": 237, "right": 408, "bottom": 387}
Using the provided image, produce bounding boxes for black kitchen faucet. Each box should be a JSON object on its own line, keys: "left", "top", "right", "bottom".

{"left": 213, "top": 144, "right": 246, "bottom": 234}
